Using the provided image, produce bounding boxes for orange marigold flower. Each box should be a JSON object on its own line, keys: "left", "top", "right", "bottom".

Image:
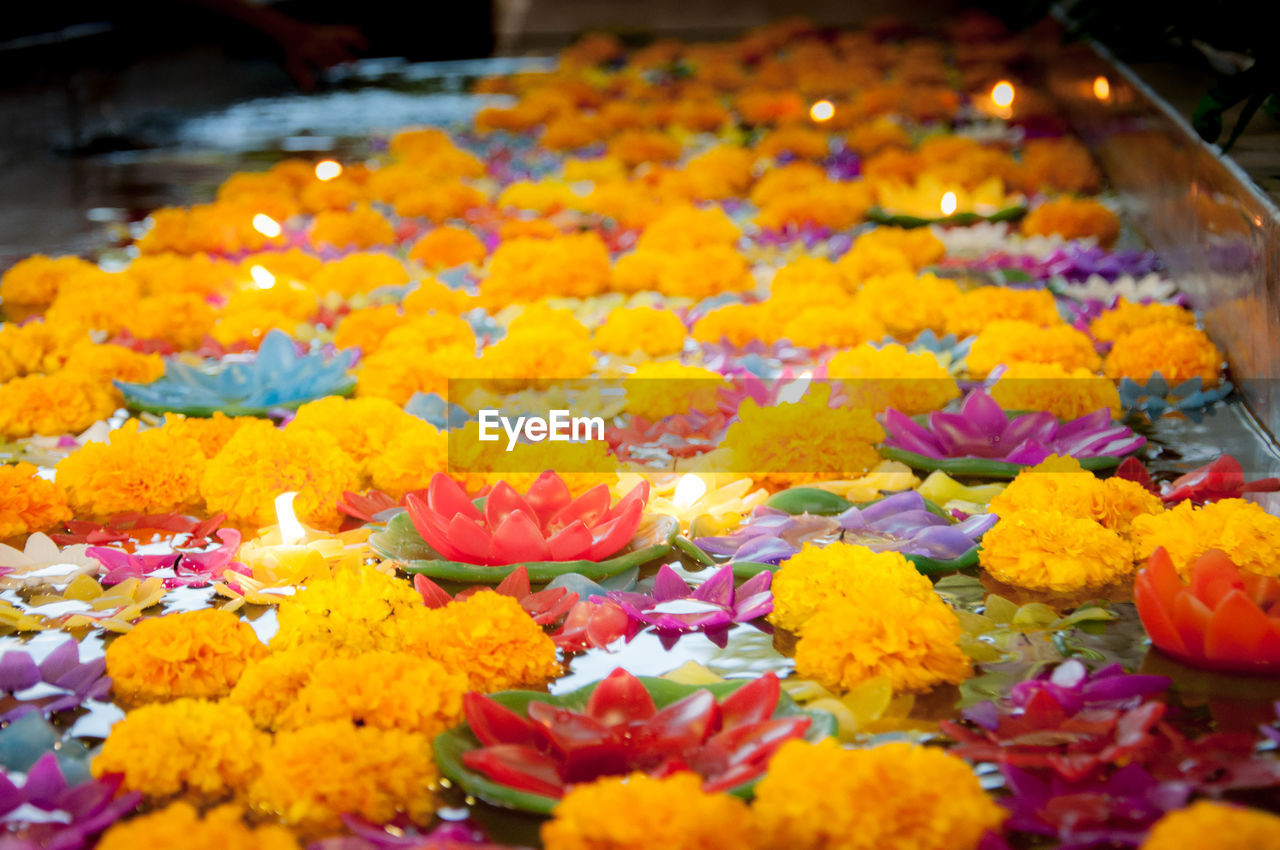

{"left": 408, "top": 225, "right": 488, "bottom": 270}
{"left": 0, "top": 372, "right": 118, "bottom": 439}
{"left": 979, "top": 508, "right": 1134, "bottom": 591}
{"left": 286, "top": 395, "right": 419, "bottom": 474}
{"left": 56, "top": 420, "right": 207, "bottom": 517}
{"left": 401, "top": 278, "right": 478, "bottom": 315}
{"left": 781, "top": 305, "right": 885, "bottom": 349}
{"left": 92, "top": 698, "right": 266, "bottom": 798}
{"left": 333, "top": 304, "right": 406, "bottom": 355}
{"left": 497, "top": 180, "right": 579, "bottom": 213}
{"left": 309, "top": 252, "right": 409, "bottom": 298}
{"left": 0, "top": 321, "right": 65, "bottom": 382}
{"left": 392, "top": 179, "right": 486, "bottom": 221}
{"left": 98, "top": 802, "right": 299, "bottom": 850}
{"left": 1132, "top": 498, "right": 1280, "bottom": 580}
{"left": 308, "top": 203, "right": 396, "bottom": 250}
{"left": 989, "top": 455, "right": 1161, "bottom": 537}
{"left": 63, "top": 341, "right": 165, "bottom": 385}
{"left": 855, "top": 272, "right": 962, "bottom": 341}
{"left": 1139, "top": 800, "right": 1280, "bottom": 850}
{"left": 845, "top": 117, "right": 913, "bottom": 156}
{"left": 1103, "top": 322, "right": 1222, "bottom": 387}
{"left": 1089, "top": 297, "right": 1194, "bottom": 343}
{"left": 966, "top": 319, "right": 1101, "bottom": 378}
{"left": 228, "top": 643, "right": 336, "bottom": 730}
{"left": 607, "top": 129, "right": 682, "bottom": 167}
{"left": 625, "top": 362, "right": 725, "bottom": 420}
{"left": 479, "top": 325, "right": 595, "bottom": 392}
{"left": 755, "top": 126, "right": 830, "bottom": 159}
{"left": 125, "top": 253, "right": 236, "bottom": 298}
{"left": 851, "top": 227, "right": 947, "bottom": 270}
{"left": 482, "top": 234, "right": 611, "bottom": 305}
{"left": 369, "top": 417, "right": 448, "bottom": 499}
{"left": 0, "top": 255, "right": 98, "bottom": 315}
{"left": 636, "top": 205, "right": 740, "bottom": 252}
{"left": 756, "top": 182, "right": 872, "bottom": 231}
{"left": 0, "top": 462, "right": 71, "bottom": 539}
{"left": 125, "top": 293, "right": 218, "bottom": 349}
{"left": 1021, "top": 197, "right": 1121, "bottom": 248}
{"left": 105, "top": 609, "right": 267, "bottom": 703}
{"left": 541, "top": 772, "right": 754, "bottom": 850}
{"left": 945, "top": 286, "right": 1063, "bottom": 337}
{"left": 356, "top": 342, "right": 480, "bottom": 405}
{"left": 277, "top": 650, "right": 467, "bottom": 735}
{"left": 251, "top": 721, "right": 438, "bottom": 830}
{"left": 795, "top": 592, "right": 972, "bottom": 693}
{"left": 200, "top": 421, "right": 361, "bottom": 530}
{"left": 691, "top": 302, "right": 772, "bottom": 347}
{"left": 239, "top": 249, "right": 324, "bottom": 286}
{"left": 593, "top": 306, "right": 687, "bottom": 357}
{"left": 1012, "top": 137, "right": 1101, "bottom": 195}
{"left": 271, "top": 565, "right": 430, "bottom": 654}
{"left": 403, "top": 590, "right": 561, "bottom": 692}
{"left": 754, "top": 739, "right": 1005, "bottom": 850}
{"left": 749, "top": 162, "right": 827, "bottom": 207}
{"left": 224, "top": 280, "right": 320, "bottom": 321}
{"left": 160, "top": 412, "right": 255, "bottom": 459}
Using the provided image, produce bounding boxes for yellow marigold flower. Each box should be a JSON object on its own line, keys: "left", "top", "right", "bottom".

{"left": 754, "top": 739, "right": 1005, "bottom": 850}
{"left": 63, "top": 341, "right": 164, "bottom": 385}
{"left": 1013, "top": 137, "right": 1101, "bottom": 194}
{"left": 160, "top": 412, "right": 254, "bottom": 459}
{"left": 379, "top": 312, "right": 476, "bottom": 358}
{"left": 200, "top": 421, "right": 361, "bottom": 530}
{"left": 1140, "top": 801, "right": 1280, "bottom": 850}
{"left": 99, "top": 802, "right": 299, "bottom": 850}
{"left": 56, "top": 420, "right": 207, "bottom": 516}
{"left": 691, "top": 302, "right": 772, "bottom": 347}
{"left": 357, "top": 342, "right": 480, "bottom": 405}
{"left": 681, "top": 144, "right": 754, "bottom": 198}
{"left": 836, "top": 246, "right": 917, "bottom": 290}
{"left": 945, "top": 286, "right": 1063, "bottom": 338}
{"left": 854, "top": 272, "right": 961, "bottom": 341}
{"left": 272, "top": 565, "right": 428, "bottom": 653}
{"left": 636, "top": 205, "right": 739, "bottom": 252}
{"left": 126, "top": 253, "right": 236, "bottom": 298}
{"left": 966, "top": 319, "right": 1101, "bottom": 378}
{"left": 608, "top": 129, "right": 682, "bottom": 167}
{"left": 770, "top": 542, "right": 935, "bottom": 634}
{"left": 849, "top": 227, "right": 947, "bottom": 270}
{"left": 618, "top": 245, "right": 752, "bottom": 299}
{"left": 402, "top": 278, "right": 478, "bottom": 315}
{"left": 125, "top": 293, "right": 218, "bottom": 349}
{"left": 105, "top": 609, "right": 267, "bottom": 703}
{"left": 403, "top": 590, "right": 560, "bottom": 692}
{"left": 93, "top": 698, "right": 266, "bottom": 797}
{"left": 299, "top": 177, "right": 364, "bottom": 214}
{"left": 1103, "top": 322, "right": 1222, "bottom": 387}
{"left": 278, "top": 650, "right": 467, "bottom": 735}
{"left": 1021, "top": 197, "right": 1121, "bottom": 248}
{"left": 228, "top": 643, "right": 334, "bottom": 729}
{"left": 989, "top": 455, "right": 1160, "bottom": 536}
{"left": 541, "top": 114, "right": 607, "bottom": 150}
{"left": 285, "top": 396, "right": 418, "bottom": 472}
{"left": 772, "top": 256, "right": 849, "bottom": 294}
{"left": 827, "top": 344, "right": 959, "bottom": 414}
{"left": 781, "top": 305, "right": 886, "bottom": 349}
{"left": 723, "top": 384, "right": 885, "bottom": 489}
{"left": 541, "top": 772, "right": 754, "bottom": 850}
{"left": 409, "top": 226, "right": 489, "bottom": 269}
{"left": 225, "top": 279, "right": 320, "bottom": 321}
{"left": 138, "top": 203, "right": 285, "bottom": 256}
{"left": 979, "top": 509, "right": 1134, "bottom": 591}
{"left": 749, "top": 162, "right": 826, "bottom": 207}
{"left": 369, "top": 418, "right": 448, "bottom": 499}
{"left": 593, "top": 306, "right": 687, "bottom": 357}
{"left": 0, "top": 371, "right": 118, "bottom": 439}
{"left": 309, "top": 203, "right": 396, "bottom": 250}
{"left": 482, "top": 234, "right": 611, "bottom": 305}
{"left": 497, "top": 179, "right": 579, "bottom": 213}
{"left": 625, "top": 362, "right": 725, "bottom": 420}
{"left": 44, "top": 284, "right": 138, "bottom": 339}
{"left": 756, "top": 182, "right": 872, "bottom": 232}
{"left": 251, "top": 721, "right": 438, "bottom": 830}
{"left": 796, "top": 592, "right": 972, "bottom": 693}
{"left": 479, "top": 325, "right": 595, "bottom": 392}
{"left": 211, "top": 308, "right": 300, "bottom": 349}
{"left": 1088, "top": 297, "right": 1194, "bottom": 343}
{"left": 845, "top": 117, "right": 913, "bottom": 156}
{"left": 392, "top": 179, "right": 486, "bottom": 221}
{"left": 389, "top": 126, "right": 454, "bottom": 159}
{"left": 1132, "top": 498, "right": 1280, "bottom": 579}
{"left": 610, "top": 250, "right": 668, "bottom": 294}
{"left": 0, "top": 255, "right": 99, "bottom": 315}
{"left": 577, "top": 181, "right": 663, "bottom": 229}
{"left": 0, "top": 462, "right": 70, "bottom": 539}
{"left": 309, "top": 252, "right": 409, "bottom": 298}
{"left": 989, "top": 362, "right": 1120, "bottom": 421}
{"left": 755, "top": 126, "right": 831, "bottom": 159}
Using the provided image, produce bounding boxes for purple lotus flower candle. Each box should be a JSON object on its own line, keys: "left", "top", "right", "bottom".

{"left": 606, "top": 564, "right": 772, "bottom": 648}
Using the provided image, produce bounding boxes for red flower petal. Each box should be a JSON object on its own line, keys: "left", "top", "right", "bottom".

{"left": 546, "top": 520, "right": 594, "bottom": 561}
{"left": 484, "top": 482, "right": 539, "bottom": 534}
{"left": 585, "top": 668, "right": 657, "bottom": 727}
{"left": 461, "top": 745, "right": 565, "bottom": 798}
{"left": 718, "top": 672, "right": 780, "bottom": 730}
{"left": 547, "top": 485, "right": 611, "bottom": 535}
{"left": 490, "top": 509, "right": 552, "bottom": 564}
{"left": 525, "top": 471, "right": 573, "bottom": 527}
{"left": 464, "top": 692, "right": 543, "bottom": 748}
{"left": 413, "top": 574, "right": 454, "bottom": 609}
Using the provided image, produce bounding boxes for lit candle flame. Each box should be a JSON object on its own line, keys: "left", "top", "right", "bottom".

{"left": 672, "top": 473, "right": 708, "bottom": 509}
{"left": 314, "top": 160, "right": 343, "bottom": 181}
{"left": 249, "top": 264, "right": 276, "bottom": 289}
{"left": 940, "top": 191, "right": 958, "bottom": 217}
{"left": 809, "top": 100, "right": 835, "bottom": 122}
{"left": 1093, "top": 76, "right": 1111, "bottom": 101}
{"left": 274, "top": 492, "right": 306, "bottom": 546}
{"left": 990, "top": 81, "right": 1015, "bottom": 109}
{"left": 252, "top": 213, "right": 282, "bottom": 238}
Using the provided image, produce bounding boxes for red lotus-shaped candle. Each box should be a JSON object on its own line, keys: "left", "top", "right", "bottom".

{"left": 1135, "top": 547, "right": 1280, "bottom": 674}
{"left": 405, "top": 472, "right": 649, "bottom": 566}
{"left": 459, "top": 668, "right": 809, "bottom": 798}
